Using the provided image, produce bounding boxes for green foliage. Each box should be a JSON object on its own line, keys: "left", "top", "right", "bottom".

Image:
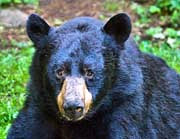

{"left": 145, "top": 27, "right": 180, "bottom": 48}
{"left": 145, "top": 27, "right": 163, "bottom": 38}
{"left": 149, "top": 5, "right": 161, "bottom": 14}
{"left": 134, "top": 36, "right": 180, "bottom": 73}
{"left": 23, "top": 0, "right": 38, "bottom": 4}
{"left": 132, "top": 0, "right": 180, "bottom": 73}
{"left": 164, "top": 28, "right": 179, "bottom": 38}
{"left": 133, "top": 0, "right": 180, "bottom": 27}
{"left": 155, "top": 0, "right": 180, "bottom": 27}
{"left": 0, "top": 0, "right": 38, "bottom": 5}
{"left": 0, "top": 0, "right": 11, "bottom": 5}
{"left": 104, "top": 0, "right": 119, "bottom": 12}
{"left": 0, "top": 43, "right": 34, "bottom": 138}
{"left": 131, "top": 4, "right": 151, "bottom": 25}
{"left": 139, "top": 40, "right": 180, "bottom": 73}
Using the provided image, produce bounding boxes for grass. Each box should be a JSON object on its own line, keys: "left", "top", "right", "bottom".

{"left": 0, "top": 46, "right": 34, "bottom": 138}
{"left": 139, "top": 41, "right": 180, "bottom": 73}
{"left": 0, "top": 0, "right": 39, "bottom": 6}
{"left": 104, "top": 0, "right": 119, "bottom": 12}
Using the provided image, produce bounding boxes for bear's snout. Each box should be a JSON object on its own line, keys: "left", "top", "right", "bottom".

{"left": 57, "top": 77, "right": 93, "bottom": 121}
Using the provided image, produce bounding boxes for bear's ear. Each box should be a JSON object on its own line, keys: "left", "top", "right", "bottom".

{"left": 26, "top": 14, "right": 50, "bottom": 45}
{"left": 103, "top": 13, "right": 131, "bottom": 43}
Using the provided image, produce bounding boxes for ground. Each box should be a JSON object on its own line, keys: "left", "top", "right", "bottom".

{"left": 0, "top": 0, "right": 140, "bottom": 49}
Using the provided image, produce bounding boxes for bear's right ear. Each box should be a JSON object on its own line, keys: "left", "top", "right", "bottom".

{"left": 26, "top": 14, "right": 50, "bottom": 46}
{"left": 103, "top": 13, "right": 131, "bottom": 43}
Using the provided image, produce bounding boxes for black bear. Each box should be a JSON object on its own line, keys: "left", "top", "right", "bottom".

{"left": 7, "top": 13, "right": 180, "bottom": 139}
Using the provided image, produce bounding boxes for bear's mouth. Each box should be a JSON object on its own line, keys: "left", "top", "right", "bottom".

{"left": 61, "top": 109, "right": 86, "bottom": 121}
{"left": 57, "top": 77, "right": 93, "bottom": 121}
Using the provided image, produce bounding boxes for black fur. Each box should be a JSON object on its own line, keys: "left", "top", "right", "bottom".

{"left": 7, "top": 13, "right": 180, "bottom": 139}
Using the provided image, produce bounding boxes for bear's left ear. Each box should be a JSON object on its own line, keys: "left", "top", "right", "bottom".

{"left": 103, "top": 13, "right": 131, "bottom": 43}
{"left": 26, "top": 14, "right": 50, "bottom": 46}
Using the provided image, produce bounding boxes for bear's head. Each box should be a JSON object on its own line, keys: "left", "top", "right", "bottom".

{"left": 26, "top": 13, "right": 131, "bottom": 121}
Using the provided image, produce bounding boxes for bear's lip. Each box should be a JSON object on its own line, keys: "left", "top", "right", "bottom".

{"left": 61, "top": 112, "right": 85, "bottom": 121}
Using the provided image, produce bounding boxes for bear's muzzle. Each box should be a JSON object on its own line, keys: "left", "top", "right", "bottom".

{"left": 57, "top": 77, "right": 92, "bottom": 121}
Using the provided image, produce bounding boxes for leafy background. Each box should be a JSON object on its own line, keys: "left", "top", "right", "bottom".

{"left": 0, "top": 0, "right": 180, "bottom": 138}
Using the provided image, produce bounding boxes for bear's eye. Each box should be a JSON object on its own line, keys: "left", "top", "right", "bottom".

{"left": 56, "top": 68, "right": 65, "bottom": 79}
{"left": 84, "top": 68, "right": 94, "bottom": 79}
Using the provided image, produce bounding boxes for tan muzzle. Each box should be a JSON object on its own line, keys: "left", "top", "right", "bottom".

{"left": 57, "top": 77, "right": 92, "bottom": 121}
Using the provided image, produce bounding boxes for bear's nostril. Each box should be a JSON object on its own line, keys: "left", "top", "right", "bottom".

{"left": 75, "top": 107, "right": 83, "bottom": 113}
{"left": 64, "top": 105, "right": 84, "bottom": 119}
{"left": 64, "top": 106, "right": 83, "bottom": 113}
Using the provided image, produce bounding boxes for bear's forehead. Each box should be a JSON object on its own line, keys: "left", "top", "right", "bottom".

{"left": 49, "top": 40, "right": 104, "bottom": 71}
{"left": 55, "top": 32, "right": 103, "bottom": 51}
{"left": 55, "top": 17, "right": 103, "bottom": 34}
{"left": 51, "top": 34, "right": 103, "bottom": 63}
{"left": 49, "top": 18, "right": 104, "bottom": 55}
{"left": 48, "top": 17, "right": 105, "bottom": 65}
{"left": 49, "top": 34, "right": 104, "bottom": 69}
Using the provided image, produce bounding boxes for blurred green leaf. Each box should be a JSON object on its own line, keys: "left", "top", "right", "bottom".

{"left": 104, "top": 0, "right": 119, "bottom": 12}
{"left": 164, "top": 28, "right": 178, "bottom": 38}
{"left": 0, "top": 0, "right": 38, "bottom": 5}
{"left": 0, "top": 0, "right": 11, "bottom": 4}
{"left": 139, "top": 40, "right": 180, "bottom": 72}
{"left": 14, "top": 0, "right": 21, "bottom": 4}
{"left": 145, "top": 27, "right": 163, "bottom": 39}
{"left": 149, "top": 6, "right": 161, "bottom": 14}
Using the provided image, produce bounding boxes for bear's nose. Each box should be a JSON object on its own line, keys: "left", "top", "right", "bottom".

{"left": 63, "top": 102, "right": 84, "bottom": 119}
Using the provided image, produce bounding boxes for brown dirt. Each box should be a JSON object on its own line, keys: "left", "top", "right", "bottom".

{"left": 39, "top": 0, "right": 103, "bottom": 21}
{"left": 0, "top": 0, "right": 139, "bottom": 49}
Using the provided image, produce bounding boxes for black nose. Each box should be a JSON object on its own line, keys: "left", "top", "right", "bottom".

{"left": 63, "top": 103, "right": 84, "bottom": 119}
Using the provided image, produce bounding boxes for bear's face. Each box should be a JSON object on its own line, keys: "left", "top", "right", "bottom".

{"left": 47, "top": 29, "right": 105, "bottom": 121}
{"left": 26, "top": 13, "right": 131, "bottom": 121}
